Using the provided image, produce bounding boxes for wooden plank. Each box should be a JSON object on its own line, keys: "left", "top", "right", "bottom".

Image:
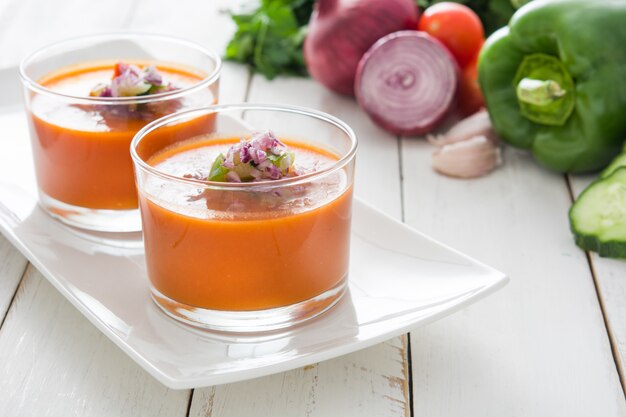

{"left": 401, "top": 143, "right": 626, "bottom": 416}
{"left": 0, "top": 266, "right": 190, "bottom": 417}
{"left": 0, "top": 0, "right": 140, "bottom": 68}
{"left": 570, "top": 174, "right": 626, "bottom": 393}
{"left": 191, "top": 337, "right": 409, "bottom": 417}
{"left": 0, "top": 0, "right": 248, "bottom": 103}
{"left": 0, "top": 235, "right": 27, "bottom": 323}
{"left": 127, "top": 0, "right": 250, "bottom": 105}
{"left": 190, "top": 74, "right": 409, "bottom": 417}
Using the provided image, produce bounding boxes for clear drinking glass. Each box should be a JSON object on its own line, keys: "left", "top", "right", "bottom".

{"left": 131, "top": 104, "right": 357, "bottom": 332}
{"left": 19, "top": 33, "right": 221, "bottom": 232}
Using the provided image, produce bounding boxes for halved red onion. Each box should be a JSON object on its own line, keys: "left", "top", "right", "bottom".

{"left": 304, "top": 0, "right": 419, "bottom": 96}
{"left": 355, "top": 31, "right": 459, "bottom": 136}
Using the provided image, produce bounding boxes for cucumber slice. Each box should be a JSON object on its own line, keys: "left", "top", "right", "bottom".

{"left": 570, "top": 167, "right": 626, "bottom": 258}
{"left": 208, "top": 154, "right": 228, "bottom": 182}
{"left": 601, "top": 151, "right": 626, "bottom": 179}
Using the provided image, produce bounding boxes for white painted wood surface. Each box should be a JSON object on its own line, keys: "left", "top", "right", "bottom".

{"left": 0, "top": 267, "right": 190, "bottom": 417}
{"left": 0, "top": 1, "right": 625, "bottom": 416}
{"left": 0, "top": 0, "right": 138, "bottom": 68}
{"left": 402, "top": 144, "right": 626, "bottom": 416}
{"left": 192, "top": 338, "right": 409, "bottom": 417}
{"left": 0, "top": 236, "right": 26, "bottom": 323}
{"left": 570, "top": 174, "right": 626, "bottom": 390}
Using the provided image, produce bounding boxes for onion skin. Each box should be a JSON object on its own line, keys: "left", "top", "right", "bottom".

{"left": 304, "top": 0, "right": 419, "bottom": 96}
{"left": 355, "top": 31, "right": 459, "bottom": 136}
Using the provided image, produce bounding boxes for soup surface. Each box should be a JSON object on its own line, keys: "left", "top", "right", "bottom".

{"left": 140, "top": 136, "right": 352, "bottom": 311}
{"left": 28, "top": 61, "right": 213, "bottom": 209}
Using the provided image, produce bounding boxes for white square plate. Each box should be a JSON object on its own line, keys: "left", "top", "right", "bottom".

{"left": 0, "top": 67, "right": 507, "bottom": 389}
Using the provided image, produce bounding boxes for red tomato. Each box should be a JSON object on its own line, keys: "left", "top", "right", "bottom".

{"left": 457, "top": 54, "right": 484, "bottom": 116}
{"left": 113, "top": 62, "right": 124, "bottom": 78}
{"left": 418, "top": 2, "right": 484, "bottom": 68}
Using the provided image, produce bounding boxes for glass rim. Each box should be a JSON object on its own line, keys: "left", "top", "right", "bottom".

{"left": 130, "top": 103, "right": 358, "bottom": 190}
{"left": 18, "top": 32, "right": 222, "bottom": 105}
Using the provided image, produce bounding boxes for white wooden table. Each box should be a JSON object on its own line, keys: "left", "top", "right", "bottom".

{"left": 1, "top": 1, "right": 625, "bottom": 416}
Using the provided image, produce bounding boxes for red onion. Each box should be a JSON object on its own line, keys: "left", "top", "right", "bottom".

{"left": 355, "top": 31, "right": 458, "bottom": 136}
{"left": 304, "top": 0, "right": 419, "bottom": 96}
{"left": 208, "top": 131, "right": 297, "bottom": 182}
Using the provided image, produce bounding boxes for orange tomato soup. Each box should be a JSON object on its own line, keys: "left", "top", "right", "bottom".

{"left": 27, "top": 62, "right": 215, "bottom": 209}
{"left": 139, "top": 137, "right": 352, "bottom": 311}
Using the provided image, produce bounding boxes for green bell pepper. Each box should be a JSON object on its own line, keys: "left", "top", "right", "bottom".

{"left": 478, "top": 0, "right": 626, "bottom": 173}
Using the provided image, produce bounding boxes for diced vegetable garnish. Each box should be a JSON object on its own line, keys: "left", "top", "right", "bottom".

{"left": 208, "top": 131, "right": 298, "bottom": 182}
{"left": 89, "top": 62, "right": 178, "bottom": 98}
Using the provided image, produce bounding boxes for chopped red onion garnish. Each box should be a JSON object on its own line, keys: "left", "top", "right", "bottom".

{"left": 143, "top": 65, "right": 164, "bottom": 86}
{"left": 208, "top": 131, "right": 298, "bottom": 182}
{"left": 89, "top": 62, "right": 178, "bottom": 98}
{"left": 226, "top": 171, "right": 242, "bottom": 183}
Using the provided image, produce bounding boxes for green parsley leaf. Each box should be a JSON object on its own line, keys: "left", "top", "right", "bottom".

{"left": 225, "top": 0, "right": 314, "bottom": 79}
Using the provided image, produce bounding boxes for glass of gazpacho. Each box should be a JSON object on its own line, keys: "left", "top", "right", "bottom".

{"left": 19, "top": 33, "right": 221, "bottom": 232}
{"left": 131, "top": 104, "right": 357, "bottom": 332}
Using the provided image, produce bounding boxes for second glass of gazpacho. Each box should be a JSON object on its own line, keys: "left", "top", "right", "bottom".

{"left": 19, "top": 33, "right": 221, "bottom": 232}
{"left": 131, "top": 104, "right": 357, "bottom": 332}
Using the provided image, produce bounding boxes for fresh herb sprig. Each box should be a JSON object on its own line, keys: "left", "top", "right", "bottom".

{"left": 225, "top": 0, "right": 315, "bottom": 79}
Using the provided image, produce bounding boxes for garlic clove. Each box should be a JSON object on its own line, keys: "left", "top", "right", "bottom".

{"left": 432, "top": 135, "right": 501, "bottom": 178}
{"left": 427, "top": 109, "right": 498, "bottom": 147}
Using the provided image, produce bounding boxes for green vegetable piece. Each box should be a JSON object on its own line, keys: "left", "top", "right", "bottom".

{"left": 513, "top": 54, "right": 575, "bottom": 126}
{"left": 570, "top": 167, "right": 626, "bottom": 258}
{"left": 510, "top": 0, "right": 531, "bottom": 9}
{"left": 516, "top": 79, "right": 566, "bottom": 106}
{"left": 207, "top": 131, "right": 297, "bottom": 182}
{"left": 478, "top": 0, "right": 626, "bottom": 173}
{"left": 225, "top": 0, "right": 313, "bottom": 79}
{"left": 601, "top": 151, "right": 626, "bottom": 179}
{"left": 267, "top": 151, "right": 294, "bottom": 170}
{"left": 208, "top": 154, "right": 229, "bottom": 182}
